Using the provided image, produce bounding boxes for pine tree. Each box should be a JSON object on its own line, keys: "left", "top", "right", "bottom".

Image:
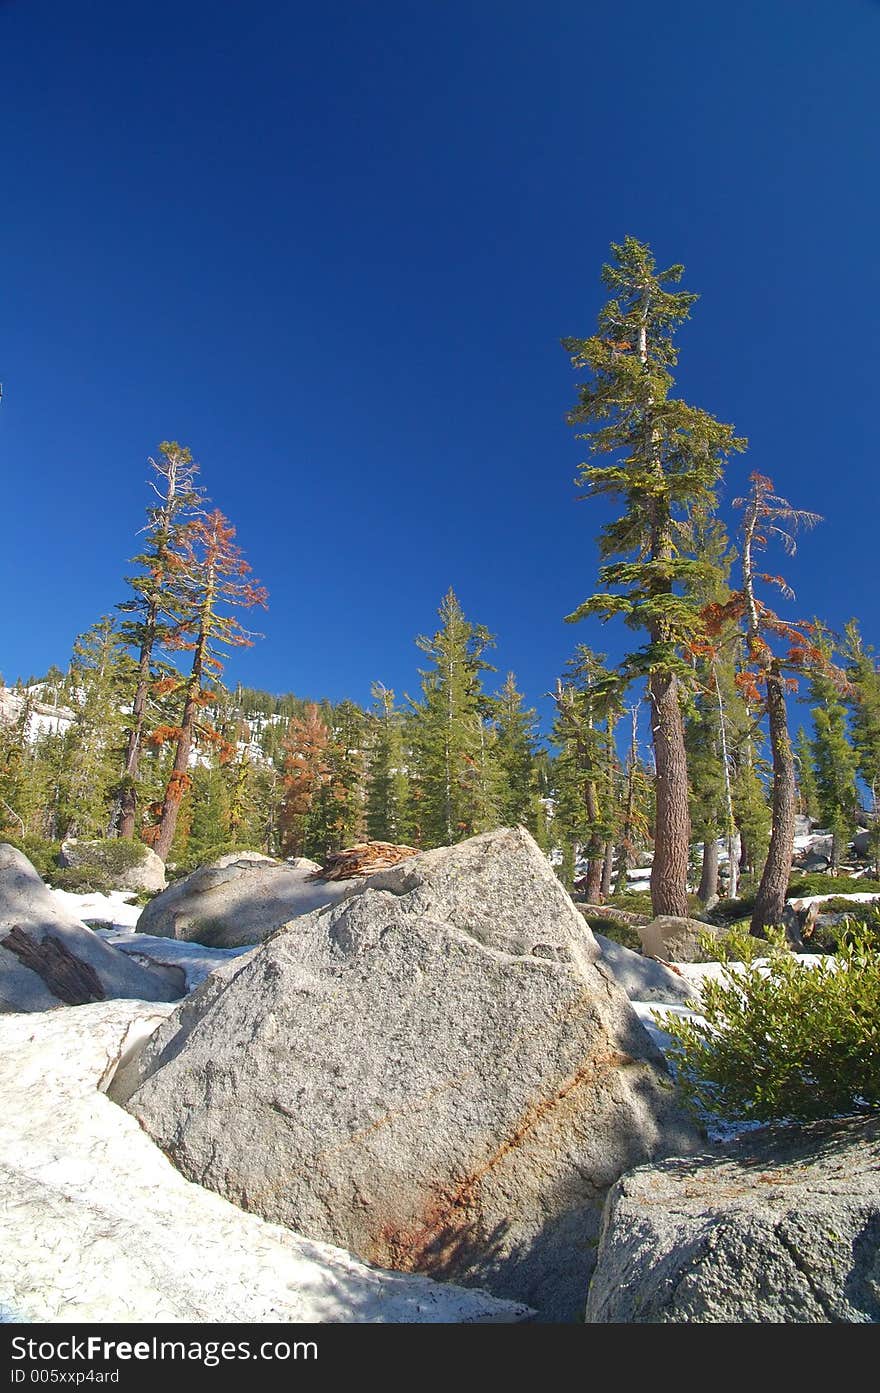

{"left": 707, "top": 473, "right": 824, "bottom": 935}
{"left": 550, "top": 647, "right": 619, "bottom": 902}
{"left": 411, "top": 589, "right": 498, "bottom": 847}
{"left": 308, "top": 700, "right": 366, "bottom": 855}
{"left": 808, "top": 625, "right": 857, "bottom": 871}
{"left": 563, "top": 237, "right": 745, "bottom": 915}
{"left": 844, "top": 619, "right": 880, "bottom": 865}
{"left": 279, "top": 703, "right": 332, "bottom": 857}
{"left": 149, "top": 510, "right": 267, "bottom": 862}
{"left": 491, "top": 672, "right": 541, "bottom": 833}
{"left": 115, "top": 442, "right": 204, "bottom": 839}
{"left": 59, "top": 617, "right": 135, "bottom": 839}
{"left": 793, "top": 726, "right": 819, "bottom": 821}
{"left": 365, "top": 684, "right": 411, "bottom": 843}
{"left": 185, "top": 763, "right": 232, "bottom": 866}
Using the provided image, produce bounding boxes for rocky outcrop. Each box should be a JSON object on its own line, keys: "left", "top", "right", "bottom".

{"left": 135, "top": 855, "right": 352, "bottom": 948}
{"left": 0, "top": 1001, "right": 529, "bottom": 1323}
{"left": 593, "top": 933, "right": 699, "bottom": 1005}
{"left": 637, "top": 915, "right": 722, "bottom": 964}
{"left": 586, "top": 1117, "right": 880, "bottom": 1323}
{"left": 0, "top": 844, "right": 182, "bottom": 1011}
{"left": 125, "top": 827, "right": 700, "bottom": 1321}
{"left": 60, "top": 838, "right": 167, "bottom": 893}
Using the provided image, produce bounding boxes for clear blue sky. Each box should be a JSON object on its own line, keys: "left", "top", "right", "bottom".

{"left": 2, "top": 0, "right": 878, "bottom": 731}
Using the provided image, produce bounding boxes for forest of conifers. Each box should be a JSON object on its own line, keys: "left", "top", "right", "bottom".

{"left": 2, "top": 240, "right": 878, "bottom": 936}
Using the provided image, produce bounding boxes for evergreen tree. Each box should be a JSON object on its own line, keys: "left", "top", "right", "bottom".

{"left": 793, "top": 725, "right": 819, "bottom": 821}
{"left": 149, "top": 510, "right": 267, "bottom": 862}
{"left": 59, "top": 618, "right": 135, "bottom": 839}
{"left": 707, "top": 473, "right": 824, "bottom": 935}
{"left": 808, "top": 625, "right": 857, "bottom": 871}
{"left": 365, "top": 684, "right": 411, "bottom": 843}
{"left": 185, "top": 763, "right": 232, "bottom": 866}
{"left": 411, "top": 589, "right": 498, "bottom": 847}
{"left": 550, "top": 647, "right": 618, "bottom": 902}
{"left": 491, "top": 672, "right": 541, "bottom": 833}
{"left": 845, "top": 620, "right": 880, "bottom": 856}
{"left": 563, "top": 237, "right": 745, "bottom": 915}
{"left": 115, "top": 442, "right": 204, "bottom": 839}
{"left": 279, "top": 703, "right": 332, "bottom": 857}
{"left": 307, "top": 700, "right": 366, "bottom": 855}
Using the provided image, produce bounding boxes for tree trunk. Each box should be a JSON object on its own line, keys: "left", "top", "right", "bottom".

{"left": 697, "top": 838, "right": 719, "bottom": 910}
{"left": 600, "top": 840, "right": 614, "bottom": 899}
{"left": 751, "top": 667, "right": 795, "bottom": 936}
{"left": 649, "top": 671, "right": 691, "bottom": 917}
{"left": 116, "top": 625, "right": 156, "bottom": 839}
{"left": 583, "top": 779, "right": 604, "bottom": 903}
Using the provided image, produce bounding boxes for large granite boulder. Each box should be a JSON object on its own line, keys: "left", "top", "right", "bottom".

{"left": 586, "top": 1117, "right": 880, "bottom": 1323}
{"left": 0, "top": 1000, "right": 529, "bottom": 1323}
{"left": 59, "top": 838, "right": 167, "bottom": 893}
{"left": 0, "top": 844, "right": 182, "bottom": 1011}
{"left": 136, "top": 855, "right": 351, "bottom": 948}
{"left": 125, "top": 827, "right": 700, "bottom": 1321}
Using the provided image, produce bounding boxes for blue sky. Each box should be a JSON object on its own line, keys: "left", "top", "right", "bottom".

{"left": 2, "top": 0, "right": 878, "bottom": 731}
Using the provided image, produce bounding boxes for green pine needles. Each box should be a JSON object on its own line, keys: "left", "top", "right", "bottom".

{"left": 563, "top": 237, "right": 746, "bottom": 677}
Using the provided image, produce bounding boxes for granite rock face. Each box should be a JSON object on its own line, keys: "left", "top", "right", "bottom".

{"left": 0, "top": 1000, "right": 530, "bottom": 1324}
{"left": 0, "top": 844, "right": 181, "bottom": 1011}
{"left": 135, "top": 855, "right": 351, "bottom": 948}
{"left": 586, "top": 1117, "right": 880, "bottom": 1323}
{"left": 126, "top": 827, "right": 699, "bottom": 1320}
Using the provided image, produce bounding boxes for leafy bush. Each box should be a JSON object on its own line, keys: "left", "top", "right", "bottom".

{"left": 50, "top": 865, "right": 114, "bottom": 895}
{"left": 661, "top": 929, "right": 880, "bottom": 1124}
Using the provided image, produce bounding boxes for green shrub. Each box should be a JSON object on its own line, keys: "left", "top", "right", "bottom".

{"left": 707, "top": 894, "right": 756, "bottom": 927}
{"left": 170, "top": 843, "right": 268, "bottom": 880}
{"left": 661, "top": 928, "right": 880, "bottom": 1124}
{"left": 803, "top": 903, "right": 880, "bottom": 953}
{"left": 50, "top": 865, "right": 114, "bottom": 895}
{"left": 4, "top": 835, "right": 62, "bottom": 880}
{"left": 787, "top": 874, "right": 880, "bottom": 898}
{"left": 582, "top": 914, "right": 643, "bottom": 953}
{"left": 71, "top": 839, "right": 149, "bottom": 877}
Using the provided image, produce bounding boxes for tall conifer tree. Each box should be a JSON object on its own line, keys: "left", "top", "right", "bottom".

{"left": 563, "top": 238, "right": 745, "bottom": 915}
{"left": 115, "top": 443, "right": 204, "bottom": 839}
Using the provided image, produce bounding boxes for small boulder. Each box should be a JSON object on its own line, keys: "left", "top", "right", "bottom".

{"left": 126, "top": 827, "right": 700, "bottom": 1321}
{"left": 0, "top": 844, "right": 181, "bottom": 1011}
{"left": 136, "top": 855, "right": 351, "bottom": 948}
{"left": 60, "top": 839, "right": 167, "bottom": 894}
{"left": 586, "top": 1116, "right": 880, "bottom": 1323}
{"left": 637, "top": 916, "right": 722, "bottom": 964}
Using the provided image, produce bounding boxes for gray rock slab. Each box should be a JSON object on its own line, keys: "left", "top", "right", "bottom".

{"left": 593, "top": 933, "right": 699, "bottom": 1004}
{"left": 586, "top": 1116, "right": 880, "bottom": 1323}
{"left": 0, "top": 844, "right": 181, "bottom": 1010}
{"left": 136, "top": 856, "right": 351, "bottom": 947}
{"left": 126, "top": 827, "right": 700, "bottom": 1321}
